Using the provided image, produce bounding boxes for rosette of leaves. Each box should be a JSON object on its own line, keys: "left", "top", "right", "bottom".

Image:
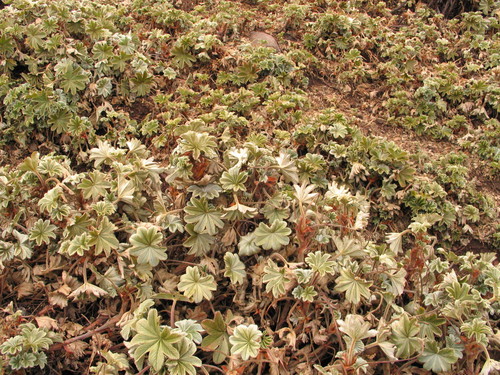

{"left": 175, "top": 131, "right": 218, "bottom": 160}
{"left": 0, "top": 323, "right": 61, "bottom": 371}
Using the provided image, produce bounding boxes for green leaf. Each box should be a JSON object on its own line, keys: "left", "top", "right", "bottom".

{"left": 275, "top": 152, "right": 299, "bottom": 184}
{"left": 463, "top": 204, "right": 480, "bottom": 223}
{"left": 263, "top": 260, "right": 290, "bottom": 298}
{"left": 201, "top": 313, "right": 227, "bottom": 350}
{"left": 67, "top": 233, "right": 92, "bottom": 256}
{"left": 129, "top": 226, "right": 167, "bottom": 267}
{"left": 29, "top": 219, "right": 57, "bottom": 246}
{"left": 238, "top": 232, "right": 260, "bottom": 256}
{"left": 89, "top": 141, "right": 126, "bottom": 168}
{"left": 184, "top": 197, "right": 224, "bottom": 235}
{"left": 115, "top": 177, "right": 135, "bottom": 205}
{"left": 20, "top": 323, "right": 56, "bottom": 351}
{"left": 177, "top": 266, "right": 216, "bottom": 303}
{"left": 171, "top": 46, "right": 196, "bottom": 69}
{"left": 129, "top": 309, "right": 183, "bottom": 371}
{"left": 390, "top": 313, "right": 421, "bottom": 359}
{"left": 0, "top": 336, "right": 23, "bottom": 355}
{"left": 120, "top": 299, "right": 155, "bottom": 340}
{"left": 55, "top": 60, "right": 90, "bottom": 95}
{"left": 183, "top": 224, "right": 215, "bottom": 257}
{"left": 220, "top": 167, "right": 248, "bottom": 192}
{"left": 201, "top": 312, "right": 230, "bottom": 364}
{"left": 292, "top": 285, "right": 317, "bottom": 302}
{"left": 12, "top": 230, "right": 32, "bottom": 259}
{"left": 334, "top": 268, "right": 372, "bottom": 304}
{"left": 96, "top": 77, "right": 113, "bottom": 97}
{"left": 337, "top": 314, "right": 377, "bottom": 343}
{"left": 38, "top": 187, "right": 62, "bottom": 213}
{"left": 174, "top": 320, "right": 203, "bottom": 344}
{"left": 25, "top": 24, "right": 46, "bottom": 49}
{"left": 92, "top": 41, "right": 114, "bottom": 61}
{"left": 461, "top": 318, "right": 492, "bottom": 346}
{"left": 446, "top": 281, "right": 475, "bottom": 302}
{"left": 332, "top": 236, "right": 366, "bottom": 258}
{"left": 78, "top": 171, "right": 110, "bottom": 200}
{"left": 229, "top": 324, "right": 262, "bottom": 361}
{"left": 294, "top": 269, "right": 314, "bottom": 284}
{"left": 65, "top": 214, "right": 94, "bottom": 238}
{"left": 254, "top": 220, "right": 291, "bottom": 251}
{"left": 89, "top": 217, "right": 119, "bottom": 256}
{"left": 90, "top": 351, "right": 130, "bottom": 374}
{"left": 10, "top": 352, "right": 37, "bottom": 370}
{"left": 419, "top": 314, "right": 446, "bottom": 339}
{"left": 418, "top": 341, "right": 458, "bottom": 373}
{"left": 130, "top": 71, "right": 154, "bottom": 96}
{"left": 177, "top": 131, "right": 217, "bottom": 160}
{"left": 158, "top": 214, "right": 184, "bottom": 233}
{"left": 223, "top": 252, "right": 246, "bottom": 285}
{"left": 165, "top": 338, "right": 202, "bottom": 375}
{"left": 306, "top": 251, "right": 335, "bottom": 277}
{"left": 92, "top": 201, "right": 116, "bottom": 216}
{"left": 18, "top": 152, "right": 40, "bottom": 174}
{"left": 394, "top": 165, "right": 415, "bottom": 187}
{"left": 186, "top": 184, "right": 222, "bottom": 199}
{"left": 382, "top": 268, "right": 407, "bottom": 297}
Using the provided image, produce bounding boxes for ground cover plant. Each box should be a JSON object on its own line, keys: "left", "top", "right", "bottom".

{"left": 0, "top": 0, "right": 499, "bottom": 374}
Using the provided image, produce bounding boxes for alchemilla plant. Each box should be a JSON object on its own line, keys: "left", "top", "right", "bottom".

{"left": 0, "top": 0, "right": 498, "bottom": 374}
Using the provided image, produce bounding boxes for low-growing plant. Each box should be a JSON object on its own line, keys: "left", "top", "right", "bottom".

{"left": 0, "top": 0, "right": 499, "bottom": 374}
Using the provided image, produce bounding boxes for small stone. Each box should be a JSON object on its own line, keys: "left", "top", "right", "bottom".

{"left": 249, "top": 31, "right": 280, "bottom": 52}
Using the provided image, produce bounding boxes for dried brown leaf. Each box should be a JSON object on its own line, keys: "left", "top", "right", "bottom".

{"left": 16, "top": 281, "right": 34, "bottom": 299}
{"left": 35, "top": 316, "right": 58, "bottom": 330}
{"left": 48, "top": 291, "right": 68, "bottom": 308}
{"left": 277, "top": 327, "right": 297, "bottom": 350}
{"left": 65, "top": 340, "right": 88, "bottom": 358}
{"left": 221, "top": 227, "right": 237, "bottom": 246}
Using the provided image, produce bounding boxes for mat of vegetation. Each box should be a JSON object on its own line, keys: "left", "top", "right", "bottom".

{"left": 0, "top": 0, "right": 499, "bottom": 374}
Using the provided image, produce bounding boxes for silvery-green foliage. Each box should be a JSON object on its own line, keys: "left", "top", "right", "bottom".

{"left": 0, "top": 1, "right": 498, "bottom": 373}
{"left": 177, "top": 266, "right": 217, "bottom": 303}
{"left": 223, "top": 252, "right": 246, "bottom": 285}
{"left": 229, "top": 324, "right": 262, "bottom": 361}
{"left": 0, "top": 323, "right": 61, "bottom": 371}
